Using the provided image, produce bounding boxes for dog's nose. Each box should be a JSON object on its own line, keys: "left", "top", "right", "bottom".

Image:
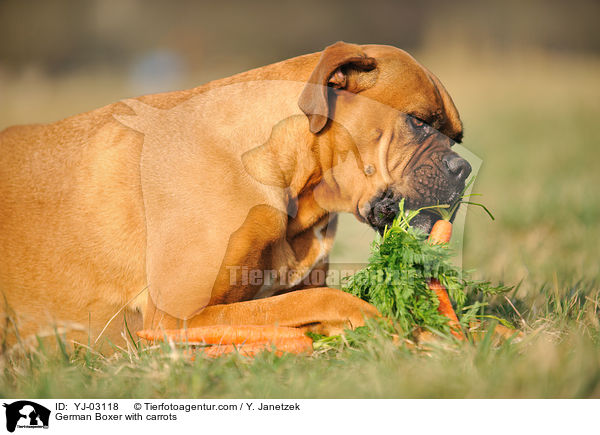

{"left": 442, "top": 154, "right": 471, "bottom": 184}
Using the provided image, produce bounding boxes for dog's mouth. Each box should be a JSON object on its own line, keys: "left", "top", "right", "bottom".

{"left": 363, "top": 190, "right": 398, "bottom": 234}
{"left": 364, "top": 190, "right": 461, "bottom": 235}
{"left": 406, "top": 210, "right": 439, "bottom": 234}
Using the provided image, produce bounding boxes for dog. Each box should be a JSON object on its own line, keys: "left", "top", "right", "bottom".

{"left": 0, "top": 42, "right": 470, "bottom": 350}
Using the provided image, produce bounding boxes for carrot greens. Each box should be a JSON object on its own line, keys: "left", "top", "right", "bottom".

{"left": 342, "top": 194, "right": 509, "bottom": 336}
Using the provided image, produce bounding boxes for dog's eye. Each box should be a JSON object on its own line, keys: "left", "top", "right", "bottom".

{"left": 411, "top": 118, "right": 424, "bottom": 127}
{"left": 409, "top": 116, "right": 432, "bottom": 134}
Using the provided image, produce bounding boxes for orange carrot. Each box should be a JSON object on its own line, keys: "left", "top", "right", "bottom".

{"left": 137, "top": 324, "right": 307, "bottom": 345}
{"left": 428, "top": 219, "right": 453, "bottom": 245}
{"left": 137, "top": 325, "right": 314, "bottom": 358}
{"left": 428, "top": 278, "right": 463, "bottom": 339}
{"left": 427, "top": 219, "right": 464, "bottom": 339}
{"left": 186, "top": 336, "right": 314, "bottom": 359}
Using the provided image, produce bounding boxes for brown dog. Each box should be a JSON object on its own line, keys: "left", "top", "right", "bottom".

{"left": 0, "top": 42, "right": 470, "bottom": 350}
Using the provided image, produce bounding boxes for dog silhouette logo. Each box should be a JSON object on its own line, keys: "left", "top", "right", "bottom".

{"left": 2, "top": 401, "right": 50, "bottom": 432}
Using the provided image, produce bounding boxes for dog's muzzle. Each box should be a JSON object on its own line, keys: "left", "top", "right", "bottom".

{"left": 365, "top": 153, "right": 472, "bottom": 235}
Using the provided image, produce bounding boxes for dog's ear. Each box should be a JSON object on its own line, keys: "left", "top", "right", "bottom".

{"left": 298, "top": 41, "right": 376, "bottom": 134}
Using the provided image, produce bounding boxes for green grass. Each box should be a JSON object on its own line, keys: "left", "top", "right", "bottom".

{"left": 1, "top": 282, "right": 598, "bottom": 398}
{"left": 1, "top": 50, "right": 599, "bottom": 398}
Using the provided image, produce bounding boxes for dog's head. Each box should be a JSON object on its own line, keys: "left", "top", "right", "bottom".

{"left": 299, "top": 41, "right": 471, "bottom": 234}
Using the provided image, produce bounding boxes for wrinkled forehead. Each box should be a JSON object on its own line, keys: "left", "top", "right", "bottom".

{"left": 333, "top": 89, "right": 449, "bottom": 143}
{"left": 360, "top": 45, "right": 463, "bottom": 142}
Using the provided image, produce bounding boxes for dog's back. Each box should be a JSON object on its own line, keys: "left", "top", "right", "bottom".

{"left": 0, "top": 108, "right": 149, "bottom": 348}
{"left": 0, "top": 50, "right": 323, "bottom": 348}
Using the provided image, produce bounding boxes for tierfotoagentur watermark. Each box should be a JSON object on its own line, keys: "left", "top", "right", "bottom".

{"left": 227, "top": 263, "right": 458, "bottom": 290}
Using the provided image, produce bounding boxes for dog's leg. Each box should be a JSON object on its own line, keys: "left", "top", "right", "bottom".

{"left": 143, "top": 287, "right": 380, "bottom": 336}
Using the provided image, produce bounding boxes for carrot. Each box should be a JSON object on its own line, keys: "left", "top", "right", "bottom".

{"left": 420, "top": 179, "right": 495, "bottom": 339}
{"left": 428, "top": 278, "right": 463, "bottom": 339}
{"left": 137, "top": 324, "right": 307, "bottom": 345}
{"left": 427, "top": 219, "right": 453, "bottom": 246}
{"left": 427, "top": 219, "right": 465, "bottom": 339}
{"left": 137, "top": 325, "right": 314, "bottom": 358}
{"left": 186, "top": 336, "right": 314, "bottom": 359}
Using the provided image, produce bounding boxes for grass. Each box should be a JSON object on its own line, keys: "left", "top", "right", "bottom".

{"left": 1, "top": 49, "right": 599, "bottom": 398}
{"left": 1, "top": 282, "right": 599, "bottom": 398}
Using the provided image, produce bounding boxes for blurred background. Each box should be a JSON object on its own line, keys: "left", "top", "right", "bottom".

{"left": 1, "top": 0, "right": 598, "bottom": 295}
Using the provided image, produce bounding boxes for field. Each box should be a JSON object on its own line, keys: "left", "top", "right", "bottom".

{"left": 1, "top": 49, "right": 599, "bottom": 398}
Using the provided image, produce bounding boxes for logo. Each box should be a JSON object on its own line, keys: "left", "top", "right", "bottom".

{"left": 2, "top": 401, "right": 50, "bottom": 433}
